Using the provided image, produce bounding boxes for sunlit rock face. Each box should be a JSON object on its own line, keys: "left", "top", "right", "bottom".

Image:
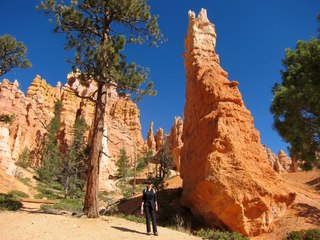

{"left": 168, "top": 116, "right": 184, "bottom": 171}
{"left": 264, "top": 146, "right": 294, "bottom": 173}
{"left": 180, "top": 8, "right": 295, "bottom": 236}
{"left": 147, "top": 121, "right": 157, "bottom": 154}
{"left": 0, "top": 74, "right": 146, "bottom": 191}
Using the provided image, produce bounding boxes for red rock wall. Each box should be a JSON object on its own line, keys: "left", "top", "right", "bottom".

{"left": 180, "top": 9, "right": 295, "bottom": 236}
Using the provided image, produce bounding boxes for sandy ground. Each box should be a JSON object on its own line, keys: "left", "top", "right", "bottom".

{"left": 1, "top": 169, "right": 319, "bottom": 240}
{"left": 0, "top": 208, "right": 201, "bottom": 240}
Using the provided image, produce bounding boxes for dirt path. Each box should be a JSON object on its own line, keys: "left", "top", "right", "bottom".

{"left": 0, "top": 210, "right": 201, "bottom": 240}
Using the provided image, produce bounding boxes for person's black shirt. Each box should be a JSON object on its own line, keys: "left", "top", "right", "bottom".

{"left": 143, "top": 188, "right": 157, "bottom": 210}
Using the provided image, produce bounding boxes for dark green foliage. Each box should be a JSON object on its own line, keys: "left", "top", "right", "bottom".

{"left": 114, "top": 213, "right": 145, "bottom": 224}
{"left": 136, "top": 149, "right": 152, "bottom": 173}
{"left": 35, "top": 182, "right": 64, "bottom": 200}
{"left": 195, "top": 228, "right": 249, "bottom": 240}
{"left": 270, "top": 36, "right": 320, "bottom": 170}
{"left": 37, "top": 0, "right": 163, "bottom": 100}
{"left": 62, "top": 116, "right": 89, "bottom": 198}
{"left": 37, "top": 101, "right": 63, "bottom": 184}
{"left": 16, "top": 147, "right": 31, "bottom": 169}
{"left": 116, "top": 148, "right": 132, "bottom": 179}
{"left": 283, "top": 229, "right": 320, "bottom": 240}
{"left": 115, "top": 148, "right": 134, "bottom": 199}
{"left": 41, "top": 198, "right": 83, "bottom": 213}
{"left": 7, "top": 190, "right": 29, "bottom": 199}
{"left": 0, "top": 114, "right": 15, "bottom": 124}
{"left": 149, "top": 141, "right": 174, "bottom": 190}
{"left": 0, "top": 34, "right": 31, "bottom": 77}
{"left": 0, "top": 193, "right": 23, "bottom": 211}
{"left": 37, "top": 0, "right": 164, "bottom": 217}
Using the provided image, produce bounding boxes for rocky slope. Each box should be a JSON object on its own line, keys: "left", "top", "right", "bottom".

{"left": 180, "top": 9, "right": 295, "bottom": 236}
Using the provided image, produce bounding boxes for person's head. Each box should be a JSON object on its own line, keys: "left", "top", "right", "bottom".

{"left": 146, "top": 181, "right": 152, "bottom": 189}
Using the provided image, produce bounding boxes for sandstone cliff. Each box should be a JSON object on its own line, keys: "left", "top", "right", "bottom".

{"left": 0, "top": 74, "right": 146, "bottom": 191}
{"left": 180, "top": 9, "right": 295, "bottom": 236}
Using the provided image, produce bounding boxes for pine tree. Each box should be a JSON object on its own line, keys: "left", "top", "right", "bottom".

{"left": 0, "top": 34, "right": 31, "bottom": 76}
{"left": 270, "top": 19, "right": 320, "bottom": 170}
{"left": 115, "top": 148, "right": 134, "bottom": 199}
{"left": 38, "top": 0, "right": 164, "bottom": 217}
{"left": 150, "top": 140, "right": 173, "bottom": 190}
{"left": 37, "top": 101, "right": 63, "bottom": 185}
{"left": 62, "top": 116, "right": 89, "bottom": 198}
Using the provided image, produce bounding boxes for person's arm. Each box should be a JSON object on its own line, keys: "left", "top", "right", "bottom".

{"left": 140, "top": 201, "right": 144, "bottom": 214}
{"left": 154, "top": 190, "right": 158, "bottom": 211}
{"left": 141, "top": 190, "right": 145, "bottom": 214}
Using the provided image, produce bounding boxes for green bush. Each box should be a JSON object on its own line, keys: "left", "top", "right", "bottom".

{"left": 0, "top": 114, "right": 15, "bottom": 124}
{"left": 0, "top": 193, "right": 23, "bottom": 211}
{"left": 283, "top": 229, "right": 320, "bottom": 240}
{"left": 17, "top": 176, "right": 31, "bottom": 186}
{"left": 8, "top": 190, "right": 29, "bottom": 199}
{"left": 16, "top": 147, "right": 31, "bottom": 169}
{"left": 114, "top": 213, "right": 145, "bottom": 224}
{"left": 41, "top": 198, "right": 83, "bottom": 213}
{"left": 35, "top": 183, "right": 62, "bottom": 200}
{"left": 195, "top": 228, "right": 249, "bottom": 240}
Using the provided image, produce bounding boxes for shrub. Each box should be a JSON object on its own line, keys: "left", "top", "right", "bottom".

{"left": 41, "top": 198, "right": 83, "bottom": 213}
{"left": 0, "top": 114, "right": 15, "bottom": 124}
{"left": 8, "top": 190, "right": 29, "bottom": 199}
{"left": 35, "top": 183, "right": 62, "bottom": 200}
{"left": 283, "top": 229, "right": 320, "bottom": 240}
{"left": 0, "top": 193, "right": 23, "bottom": 211}
{"left": 195, "top": 228, "right": 249, "bottom": 240}
{"left": 16, "top": 147, "right": 30, "bottom": 169}
{"left": 114, "top": 213, "right": 145, "bottom": 224}
{"left": 17, "top": 176, "right": 31, "bottom": 186}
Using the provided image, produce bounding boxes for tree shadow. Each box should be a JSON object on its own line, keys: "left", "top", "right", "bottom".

{"left": 306, "top": 177, "right": 320, "bottom": 191}
{"left": 294, "top": 203, "right": 320, "bottom": 226}
{"left": 111, "top": 226, "right": 147, "bottom": 235}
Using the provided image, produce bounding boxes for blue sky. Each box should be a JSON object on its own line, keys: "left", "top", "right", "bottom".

{"left": 1, "top": 1, "right": 319, "bottom": 155}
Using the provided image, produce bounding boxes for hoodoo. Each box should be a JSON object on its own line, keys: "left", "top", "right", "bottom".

{"left": 180, "top": 9, "right": 295, "bottom": 236}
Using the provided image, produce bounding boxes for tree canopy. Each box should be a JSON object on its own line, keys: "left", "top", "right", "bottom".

{"left": 270, "top": 36, "right": 320, "bottom": 170}
{"left": 38, "top": 0, "right": 163, "bottom": 100}
{"left": 0, "top": 34, "right": 31, "bottom": 77}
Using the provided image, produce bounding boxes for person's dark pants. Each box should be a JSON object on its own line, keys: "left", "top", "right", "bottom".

{"left": 145, "top": 206, "right": 157, "bottom": 233}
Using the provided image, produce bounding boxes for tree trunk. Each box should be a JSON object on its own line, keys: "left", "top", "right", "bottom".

{"left": 83, "top": 82, "right": 107, "bottom": 218}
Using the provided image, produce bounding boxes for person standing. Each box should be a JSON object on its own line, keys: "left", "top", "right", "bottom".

{"left": 141, "top": 182, "right": 158, "bottom": 236}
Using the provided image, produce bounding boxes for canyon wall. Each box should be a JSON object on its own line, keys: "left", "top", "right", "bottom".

{"left": 180, "top": 9, "right": 295, "bottom": 236}
{"left": 0, "top": 74, "right": 146, "bottom": 191}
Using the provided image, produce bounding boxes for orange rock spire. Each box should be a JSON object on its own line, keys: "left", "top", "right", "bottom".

{"left": 180, "top": 9, "right": 295, "bottom": 236}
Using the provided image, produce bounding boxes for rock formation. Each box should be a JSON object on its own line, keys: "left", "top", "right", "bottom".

{"left": 264, "top": 146, "right": 294, "bottom": 173}
{"left": 168, "top": 116, "right": 184, "bottom": 171}
{"left": 278, "top": 150, "right": 293, "bottom": 172}
{"left": 180, "top": 9, "right": 295, "bottom": 236}
{"left": 264, "top": 146, "right": 283, "bottom": 173}
{"left": 147, "top": 121, "right": 156, "bottom": 153}
{"left": 0, "top": 74, "right": 146, "bottom": 191}
{"left": 155, "top": 128, "right": 164, "bottom": 151}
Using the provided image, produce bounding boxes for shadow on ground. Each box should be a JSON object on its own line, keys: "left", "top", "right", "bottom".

{"left": 111, "top": 226, "right": 147, "bottom": 235}
{"left": 306, "top": 177, "right": 320, "bottom": 191}
{"left": 294, "top": 203, "right": 320, "bottom": 226}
